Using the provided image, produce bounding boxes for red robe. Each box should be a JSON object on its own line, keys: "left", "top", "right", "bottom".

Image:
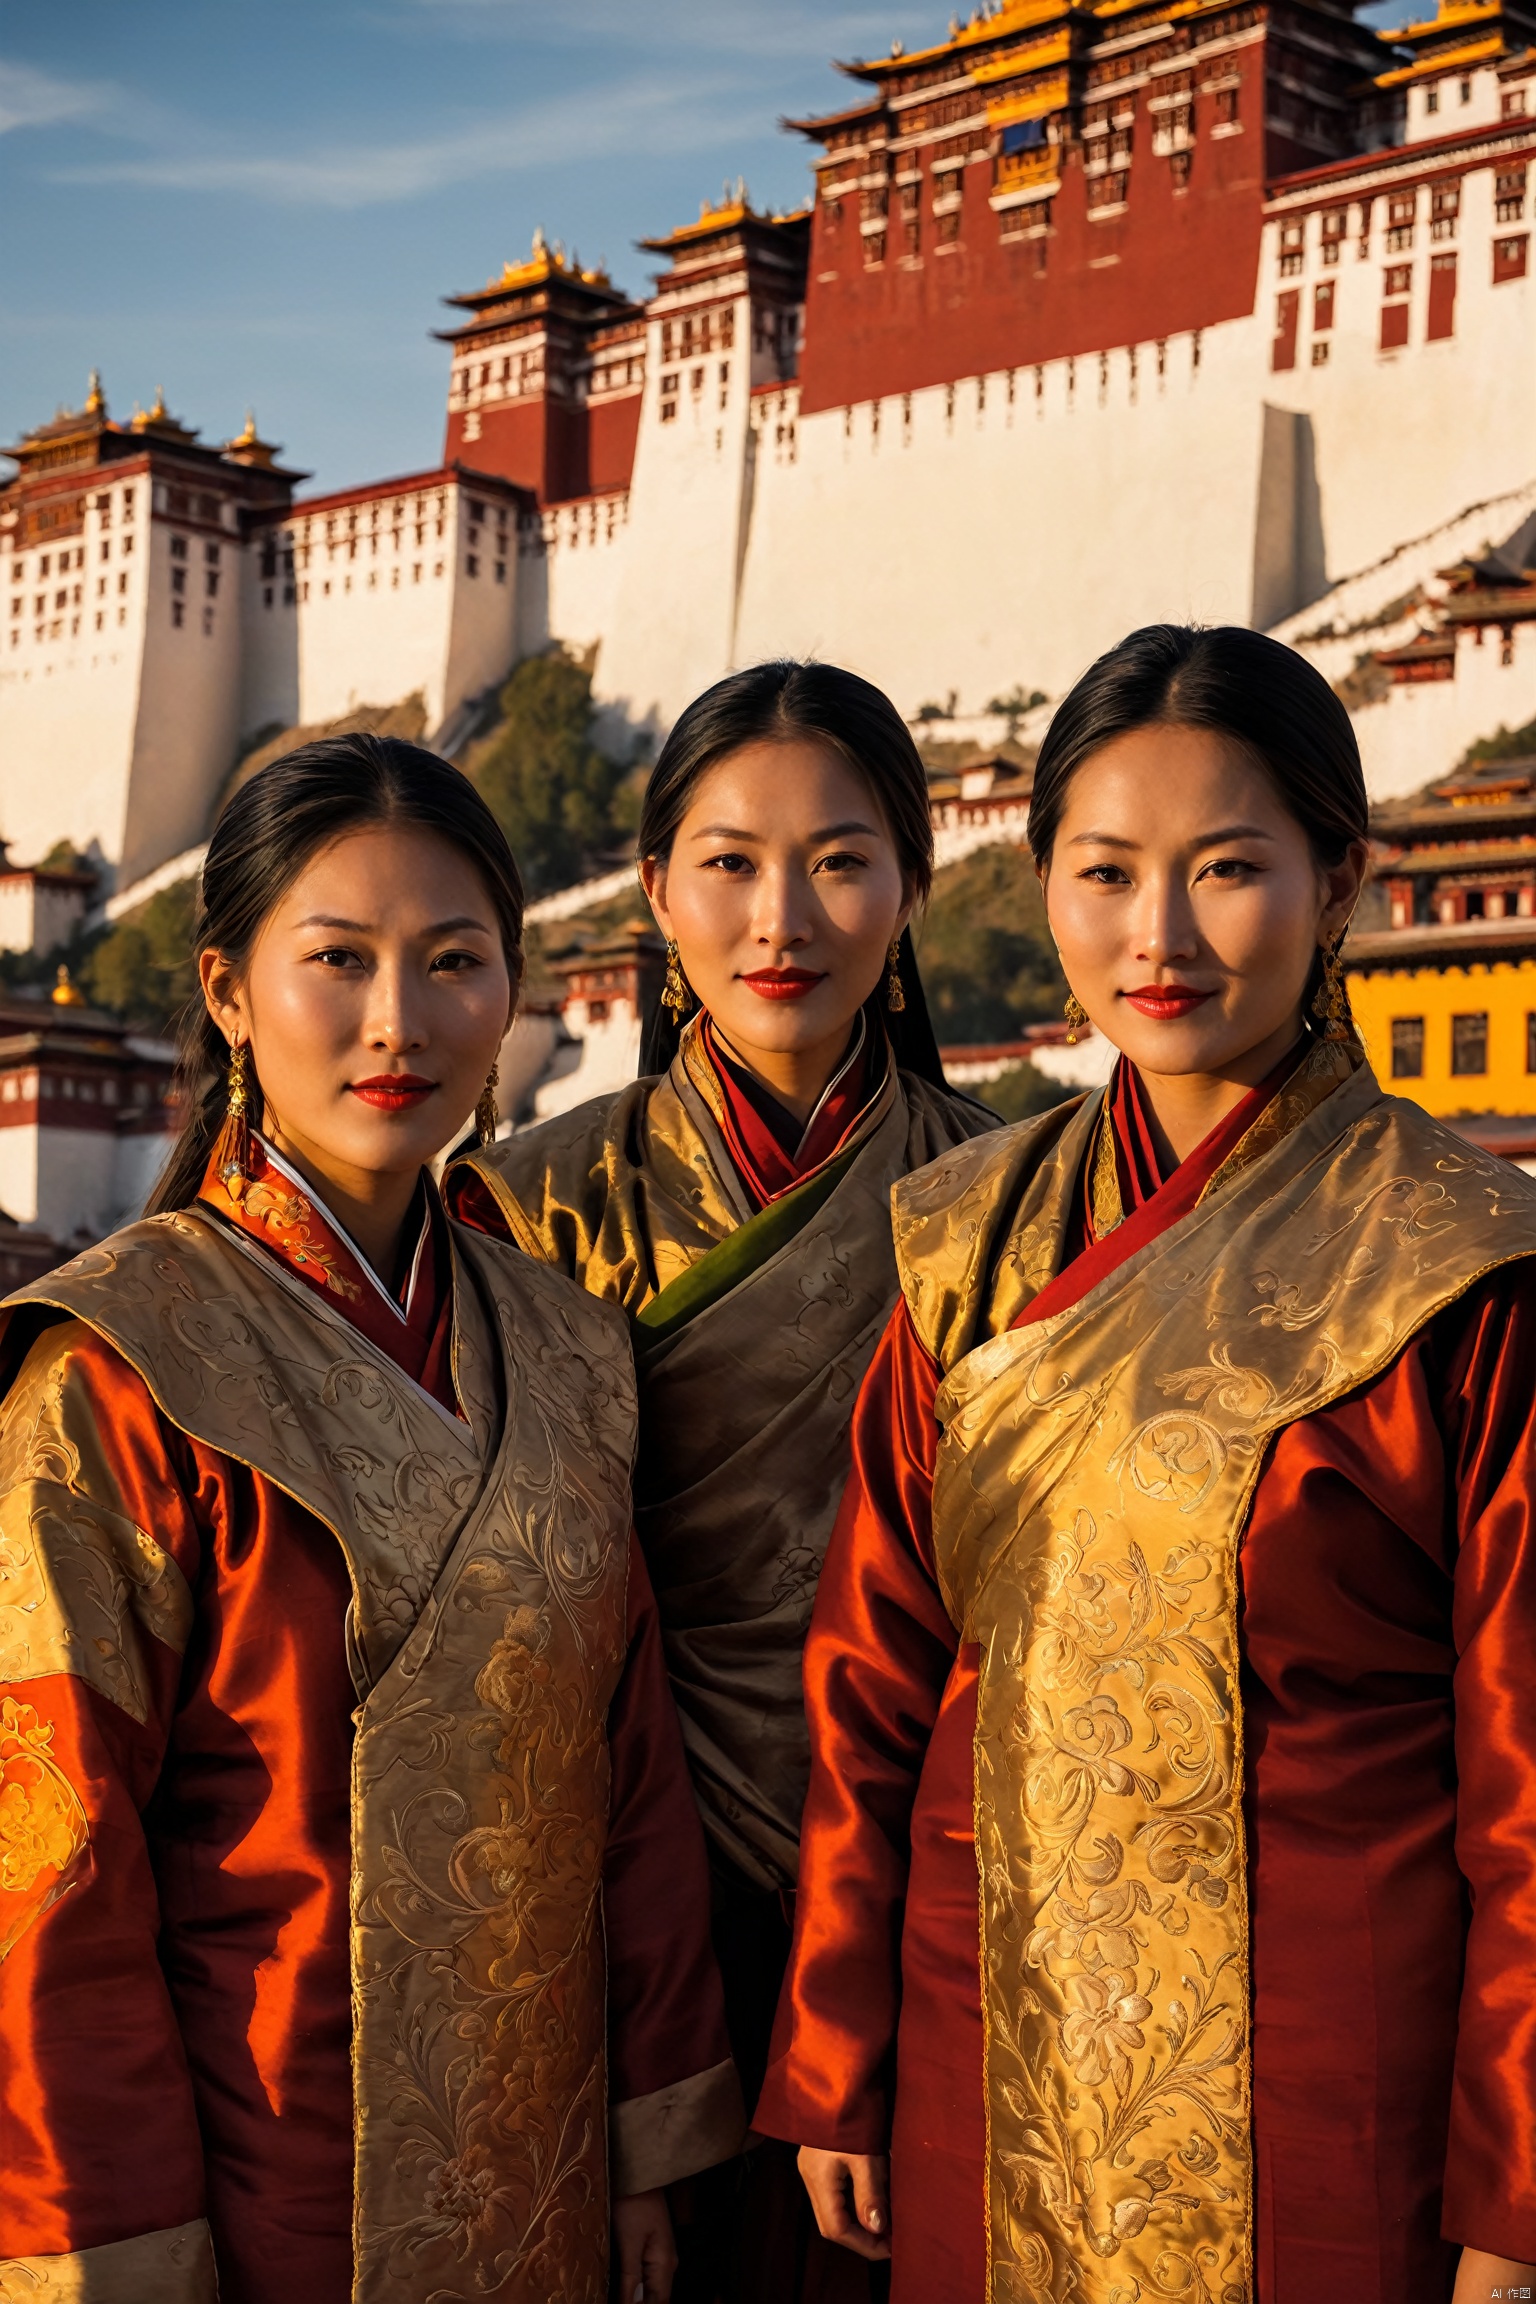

{"left": 755, "top": 1065, "right": 1536, "bottom": 2302}
{"left": 0, "top": 1145, "right": 732, "bottom": 2297}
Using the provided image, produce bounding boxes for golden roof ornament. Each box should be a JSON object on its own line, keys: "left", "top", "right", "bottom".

{"left": 84, "top": 370, "right": 106, "bottom": 418}
{"left": 51, "top": 965, "right": 87, "bottom": 1009}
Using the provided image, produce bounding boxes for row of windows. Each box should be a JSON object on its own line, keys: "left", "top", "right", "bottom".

{"left": 9, "top": 572, "right": 131, "bottom": 618}
{"left": 1277, "top": 167, "right": 1530, "bottom": 275}
{"left": 659, "top": 361, "right": 731, "bottom": 421}
{"left": 1389, "top": 1011, "right": 1536, "bottom": 1077}
{"left": 1272, "top": 238, "right": 1525, "bottom": 366}
{"left": 258, "top": 562, "right": 455, "bottom": 608}
{"left": 7, "top": 607, "right": 129, "bottom": 648}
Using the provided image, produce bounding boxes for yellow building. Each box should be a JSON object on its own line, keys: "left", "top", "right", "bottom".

{"left": 1346, "top": 758, "right": 1536, "bottom": 1153}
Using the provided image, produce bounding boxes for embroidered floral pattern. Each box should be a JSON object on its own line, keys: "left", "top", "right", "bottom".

{"left": 0, "top": 1696, "right": 89, "bottom": 1961}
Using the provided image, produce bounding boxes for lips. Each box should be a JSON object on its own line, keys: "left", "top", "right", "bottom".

{"left": 740, "top": 968, "right": 826, "bottom": 1001}
{"left": 1122, "top": 985, "right": 1215, "bottom": 1021}
{"left": 350, "top": 1074, "right": 436, "bottom": 1111}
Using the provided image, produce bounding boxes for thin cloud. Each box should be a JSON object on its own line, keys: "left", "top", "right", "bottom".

{"left": 390, "top": 0, "right": 938, "bottom": 64}
{"left": 0, "top": 57, "right": 110, "bottom": 136}
{"left": 47, "top": 69, "right": 766, "bottom": 209}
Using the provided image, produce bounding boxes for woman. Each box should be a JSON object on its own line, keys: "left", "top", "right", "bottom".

{"left": 0, "top": 736, "right": 741, "bottom": 2304}
{"left": 754, "top": 626, "right": 1536, "bottom": 2304}
{"left": 446, "top": 660, "right": 996, "bottom": 2300}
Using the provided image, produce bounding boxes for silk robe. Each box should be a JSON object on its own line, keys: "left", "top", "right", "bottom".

{"left": 0, "top": 1141, "right": 740, "bottom": 2304}
{"left": 756, "top": 1044, "right": 1536, "bottom": 2304}
{"left": 448, "top": 1015, "right": 995, "bottom": 2302}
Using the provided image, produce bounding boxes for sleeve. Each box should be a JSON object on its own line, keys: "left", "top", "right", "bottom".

{"left": 602, "top": 1534, "right": 745, "bottom": 2194}
{"left": 1441, "top": 1261, "right": 1536, "bottom": 2260}
{"left": 0, "top": 1315, "right": 215, "bottom": 2295}
{"left": 752, "top": 1296, "right": 959, "bottom": 2154}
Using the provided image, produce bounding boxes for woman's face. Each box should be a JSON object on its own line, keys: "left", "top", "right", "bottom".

{"left": 202, "top": 822, "right": 514, "bottom": 1194}
{"left": 1041, "top": 724, "right": 1367, "bottom": 1080}
{"left": 641, "top": 737, "right": 912, "bottom": 1065}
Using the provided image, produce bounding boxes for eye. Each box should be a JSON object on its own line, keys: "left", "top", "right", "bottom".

{"left": 1197, "top": 856, "right": 1263, "bottom": 882}
{"left": 700, "top": 851, "right": 754, "bottom": 874}
{"left": 308, "top": 945, "right": 365, "bottom": 970}
{"left": 430, "top": 948, "right": 486, "bottom": 974}
{"left": 812, "top": 849, "right": 869, "bottom": 875}
{"left": 1077, "top": 863, "right": 1130, "bottom": 886}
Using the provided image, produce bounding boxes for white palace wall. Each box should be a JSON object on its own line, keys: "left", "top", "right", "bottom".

{"left": 729, "top": 318, "right": 1274, "bottom": 724}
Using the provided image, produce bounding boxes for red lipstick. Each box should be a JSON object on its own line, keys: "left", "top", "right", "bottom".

{"left": 350, "top": 1073, "right": 436, "bottom": 1111}
{"left": 1122, "top": 984, "right": 1215, "bottom": 1021}
{"left": 740, "top": 968, "right": 826, "bottom": 1001}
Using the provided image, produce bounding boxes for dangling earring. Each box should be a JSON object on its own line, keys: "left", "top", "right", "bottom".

{"left": 475, "top": 1060, "right": 500, "bottom": 1147}
{"left": 1064, "top": 993, "right": 1089, "bottom": 1046}
{"left": 1311, "top": 935, "right": 1353, "bottom": 1043}
{"left": 661, "top": 939, "right": 691, "bottom": 1020}
{"left": 214, "top": 1036, "right": 257, "bottom": 1201}
{"left": 885, "top": 936, "right": 907, "bottom": 1014}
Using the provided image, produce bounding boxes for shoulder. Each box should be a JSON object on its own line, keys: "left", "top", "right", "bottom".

{"left": 452, "top": 1217, "right": 632, "bottom": 1356}
{"left": 446, "top": 1081, "right": 656, "bottom": 1263}
{"left": 892, "top": 1098, "right": 1089, "bottom": 1367}
{"left": 5, "top": 1206, "right": 240, "bottom": 1327}
{"left": 897, "top": 1069, "right": 1004, "bottom": 1159}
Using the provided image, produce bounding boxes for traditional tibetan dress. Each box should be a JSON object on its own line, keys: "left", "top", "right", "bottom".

{"left": 0, "top": 1140, "right": 740, "bottom": 2304}
{"left": 448, "top": 1011, "right": 995, "bottom": 2300}
{"left": 755, "top": 1040, "right": 1536, "bottom": 2304}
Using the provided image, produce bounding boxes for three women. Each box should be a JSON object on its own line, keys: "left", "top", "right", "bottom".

{"left": 446, "top": 660, "right": 995, "bottom": 2298}
{"left": 755, "top": 626, "right": 1536, "bottom": 2303}
{"left": 0, "top": 739, "right": 739, "bottom": 2303}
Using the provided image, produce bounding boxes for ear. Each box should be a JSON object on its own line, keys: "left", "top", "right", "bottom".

{"left": 200, "top": 949, "right": 246, "bottom": 1047}
{"left": 639, "top": 855, "right": 674, "bottom": 941}
{"left": 1318, "top": 837, "right": 1371, "bottom": 944}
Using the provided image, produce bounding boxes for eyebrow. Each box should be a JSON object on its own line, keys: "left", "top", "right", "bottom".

{"left": 687, "top": 820, "right": 883, "bottom": 842}
{"left": 1065, "top": 823, "right": 1278, "bottom": 849}
{"left": 295, "top": 913, "right": 493, "bottom": 933}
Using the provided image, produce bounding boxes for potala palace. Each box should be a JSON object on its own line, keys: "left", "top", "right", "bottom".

{"left": 8, "top": 0, "right": 1536, "bottom": 896}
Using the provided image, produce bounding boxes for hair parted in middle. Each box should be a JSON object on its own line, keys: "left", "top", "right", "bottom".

{"left": 1027, "top": 623, "right": 1369, "bottom": 870}
{"left": 149, "top": 731, "right": 524, "bottom": 1216}
{"left": 635, "top": 657, "right": 947, "bottom": 1083}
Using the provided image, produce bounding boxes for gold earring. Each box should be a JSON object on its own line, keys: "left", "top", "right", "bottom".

{"left": 1312, "top": 936, "right": 1353, "bottom": 1043}
{"left": 1064, "top": 992, "right": 1088, "bottom": 1045}
{"left": 475, "top": 1060, "right": 500, "bottom": 1147}
{"left": 216, "top": 1037, "right": 257, "bottom": 1201}
{"left": 885, "top": 936, "right": 907, "bottom": 1014}
{"left": 661, "top": 939, "right": 691, "bottom": 1020}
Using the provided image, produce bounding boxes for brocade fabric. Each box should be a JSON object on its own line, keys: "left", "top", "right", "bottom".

{"left": 756, "top": 1060, "right": 1536, "bottom": 2301}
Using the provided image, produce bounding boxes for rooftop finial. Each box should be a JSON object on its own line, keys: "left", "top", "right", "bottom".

{"left": 52, "top": 964, "right": 87, "bottom": 1009}
{"left": 84, "top": 369, "right": 105, "bottom": 417}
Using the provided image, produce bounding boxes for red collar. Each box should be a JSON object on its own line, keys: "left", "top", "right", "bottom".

{"left": 700, "top": 1012, "right": 887, "bottom": 1211}
{"left": 197, "top": 1137, "right": 460, "bottom": 1412}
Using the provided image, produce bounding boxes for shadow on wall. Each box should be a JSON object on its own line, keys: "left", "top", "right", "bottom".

{"left": 1253, "top": 404, "right": 1329, "bottom": 632}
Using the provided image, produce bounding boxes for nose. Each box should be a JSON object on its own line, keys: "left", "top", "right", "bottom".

{"left": 749, "top": 861, "right": 814, "bottom": 954}
{"left": 363, "top": 957, "right": 429, "bottom": 1053}
{"left": 1131, "top": 870, "right": 1200, "bottom": 970}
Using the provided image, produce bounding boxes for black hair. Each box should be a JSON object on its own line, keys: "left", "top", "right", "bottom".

{"left": 149, "top": 733, "right": 524, "bottom": 1214}
{"left": 1028, "top": 623, "right": 1369, "bottom": 868}
{"left": 635, "top": 658, "right": 946, "bottom": 1083}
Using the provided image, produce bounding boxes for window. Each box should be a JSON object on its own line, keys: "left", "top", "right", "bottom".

{"left": 1381, "top": 265, "right": 1412, "bottom": 348}
{"left": 202, "top": 606, "right": 214, "bottom": 637}
{"left": 494, "top": 560, "right": 507, "bottom": 583}
{"left": 205, "top": 541, "right": 220, "bottom": 565}
{"left": 1314, "top": 279, "right": 1335, "bottom": 330}
{"left": 1320, "top": 208, "right": 1346, "bottom": 264}
{"left": 864, "top": 227, "right": 886, "bottom": 264}
{"left": 1428, "top": 249, "right": 1458, "bottom": 338}
{"left": 1503, "top": 87, "right": 1528, "bottom": 118}
{"left": 660, "top": 371, "right": 679, "bottom": 422}
{"left": 1279, "top": 218, "right": 1306, "bottom": 275}
{"left": 1273, "top": 287, "right": 1300, "bottom": 369}
{"left": 1497, "top": 164, "right": 1527, "bottom": 221}
{"left": 1451, "top": 1012, "right": 1489, "bottom": 1074}
{"left": 1426, "top": 85, "right": 1440, "bottom": 114}
{"left": 1495, "top": 233, "right": 1529, "bottom": 282}
{"left": 1461, "top": 76, "right": 1473, "bottom": 102}
{"left": 1527, "top": 1011, "right": 1536, "bottom": 1072}
{"left": 1391, "top": 1017, "right": 1425, "bottom": 1078}
{"left": 1386, "top": 190, "right": 1417, "bottom": 250}
{"left": 171, "top": 598, "right": 185, "bottom": 628}
{"left": 205, "top": 570, "right": 219, "bottom": 598}
{"left": 170, "top": 535, "right": 187, "bottom": 561}
{"left": 466, "top": 554, "right": 479, "bottom": 577}
{"left": 171, "top": 567, "right": 187, "bottom": 596}
{"left": 1430, "top": 182, "right": 1459, "bottom": 240}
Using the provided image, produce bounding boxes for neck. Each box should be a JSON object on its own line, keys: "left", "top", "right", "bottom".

{"left": 1131, "top": 1011, "right": 1306, "bottom": 1168}
{"left": 711, "top": 1018, "right": 859, "bottom": 1125}
{"left": 264, "top": 1128, "right": 423, "bottom": 1285}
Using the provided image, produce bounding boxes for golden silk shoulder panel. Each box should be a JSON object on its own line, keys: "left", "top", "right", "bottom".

{"left": 922, "top": 1074, "right": 1536, "bottom": 2303}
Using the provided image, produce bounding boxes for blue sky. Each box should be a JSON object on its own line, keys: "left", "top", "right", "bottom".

{"left": 3, "top": 0, "right": 1404, "bottom": 496}
{"left": 0, "top": 1, "right": 948, "bottom": 493}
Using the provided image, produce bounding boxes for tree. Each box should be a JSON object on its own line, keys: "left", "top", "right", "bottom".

{"left": 916, "top": 843, "right": 1068, "bottom": 1045}
{"left": 1462, "top": 713, "right": 1536, "bottom": 766}
{"left": 470, "top": 648, "right": 627, "bottom": 895}
{"left": 982, "top": 1059, "right": 1074, "bottom": 1124}
{"left": 81, "top": 878, "right": 199, "bottom": 1034}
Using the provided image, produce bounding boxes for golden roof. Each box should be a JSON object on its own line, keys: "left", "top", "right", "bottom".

{"left": 51, "top": 965, "right": 87, "bottom": 1009}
